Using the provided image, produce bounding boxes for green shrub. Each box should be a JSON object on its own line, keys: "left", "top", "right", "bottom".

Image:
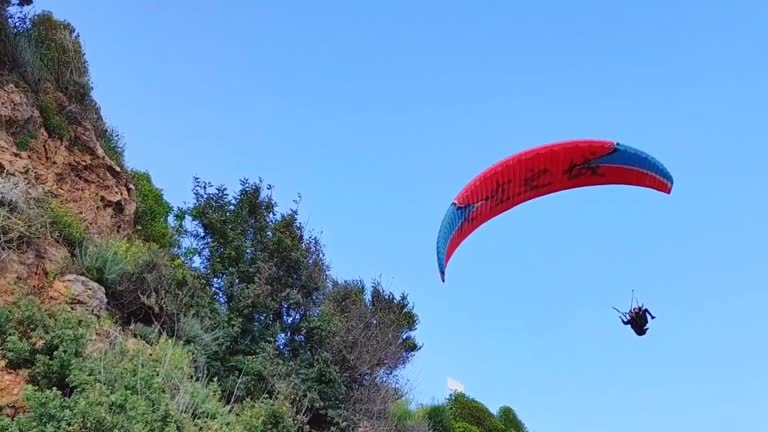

{"left": 447, "top": 392, "right": 505, "bottom": 432}
{"left": 454, "top": 422, "right": 481, "bottom": 432}
{"left": 130, "top": 170, "right": 173, "bottom": 248}
{"left": 3, "top": 335, "right": 299, "bottom": 432}
{"left": 497, "top": 406, "right": 528, "bottom": 432}
{"left": 0, "top": 178, "right": 88, "bottom": 252}
{"left": 231, "top": 399, "right": 297, "bottom": 432}
{"left": 2, "top": 5, "right": 90, "bottom": 100}
{"left": 418, "top": 403, "right": 453, "bottom": 432}
{"left": 37, "top": 96, "right": 69, "bottom": 141}
{"left": 0, "top": 295, "right": 92, "bottom": 393}
{"left": 74, "top": 238, "right": 225, "bottom": 355}
{"left": 0, "top": 4, "right": 49, "bottom": 91}
{"left": 392, "top": 399, "right": 419, "bottom": 424}
{"left": 391, "top": 400, "right": 432, "bottom": 432}
{"left": 15, "top": 129, "right": 36, "bottom": 151}
{"left": 99, "top": 125, "right": 126, "bottom": 168}
{"left": 47, "top": 200, "right": 86, "bottom": 250}
{"left": 75, "top": 239, "right": 131, "bottom": 288}
{"left": 27, "top": 11, "right": 92, "bottom": 101}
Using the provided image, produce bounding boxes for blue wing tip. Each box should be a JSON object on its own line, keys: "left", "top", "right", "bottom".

{"left": 436, "top": 201, "right": 475, "bottom": 283}
{"left": 613, "top": 142, "right": 674, "bottom": 187}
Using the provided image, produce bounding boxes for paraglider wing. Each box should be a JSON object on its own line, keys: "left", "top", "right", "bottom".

{"left": 436, "top": 139, "right": 673, "bottom": 282}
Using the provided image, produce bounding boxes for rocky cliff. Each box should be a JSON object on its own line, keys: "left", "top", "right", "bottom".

{"left": 0, "top": 78, "right": 137, "bottom": 417}
{"left": 0, "top": 80, "right": 137, "bottom": 237}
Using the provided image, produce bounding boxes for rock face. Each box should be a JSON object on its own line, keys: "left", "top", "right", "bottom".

{"left": 0, "top": 81, "right": 136, "bottom": 237}
{"left": 50, "top": 274, "right": 108, "bottom": 318}
{"left": 0, "top": 80, "right": 138, "bottom": 418}
{"left": 0, "top": 359, "right": 27, "bottom": 418}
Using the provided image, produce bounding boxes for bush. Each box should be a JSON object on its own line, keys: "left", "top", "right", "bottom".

{"left": 74, "top": 238, "right": 225, "bottom": 357}
{"left": 47, "top": 200, "right": 86, "bottom": 250}
{"left": 447, "top": 393, "right": 505, "bottom": 432}
{"left": 27, "top": 11, "right": 92, "bottom": 101}
{"left": 454, "top": 422, "right": 481, "bottom": 432}
{"left": 98, "top": 125, "right": 126, "bottom": 168}
{"left": 2, "top": 334, "right": 300, "bottom": 432}
{"left": 497, "top": 406, "right": 528, "bottom": 432}
{"left": 14, "top": 128, "right": 36, "bottom": 151}
{"left": 37, "top": 96, "right": 69, "bottom": 141}
{"left": 75, "top": 239, "right": 132, "bottom": 288}
{"left": 0, "top": 4, "right": 48, "bottom": 91}
{"left": 0, "top": 295, "right": 93, "bottom": 393}
{"left": 130, "top": 170, "right": 173, "bottom": 248}
{"left": 419, "top": 403, "right": 453, "bottom": 432}
{"left": 230, "top": 399, "right": 297, "bottom": 432}
{"left": 391, "top": 400, "right": 432, "bottom": 432}
{"left": 2, "top": 4, "right": 91, "bottom": 99}
{"left": 0, "top": 176, "right": 86, "bottom": 252}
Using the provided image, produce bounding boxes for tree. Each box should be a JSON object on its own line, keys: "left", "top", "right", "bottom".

{"left": 497, "top": 406, "right": 528, "bottom": 432}
{"left": 447, "top": 392, "right": 506, "bottom": 432}
{"left": 175, "top": 177, "right": 421, "bottom": 430}
{"left": 315, "top": 279, "right": 421, "bottom": 428}
{"left": 178, "top": 177, "right": 329, "bottom": 358}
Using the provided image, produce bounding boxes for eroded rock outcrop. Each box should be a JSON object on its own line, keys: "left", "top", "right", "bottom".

{"left": 49, "top": 274, "right": 107, "bottom": 318}
{"left": 0, "top": 81, "right": 136, "bottom": 238}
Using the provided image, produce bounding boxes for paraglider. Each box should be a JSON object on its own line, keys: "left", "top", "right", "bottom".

{"left": 618, "top": 305, "right": 656, "bottom": 336}
{"left": 435, "top": 139, "right": 674, "bottom": 282}
{"left": 614, "top": 291, "right": 657, "bottom": 336}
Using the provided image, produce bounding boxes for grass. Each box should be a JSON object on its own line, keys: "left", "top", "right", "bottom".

{"left": 47, "top": 200, "right": 86, "bottom": 250}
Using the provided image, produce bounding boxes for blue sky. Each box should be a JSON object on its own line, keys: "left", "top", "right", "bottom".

{"left": 33, "top": 1, "right": 767, "bottom": 431}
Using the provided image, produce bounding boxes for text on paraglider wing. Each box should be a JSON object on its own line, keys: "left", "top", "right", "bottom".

{"left": 564, "top": 158, "right": 606, "bottom": 181}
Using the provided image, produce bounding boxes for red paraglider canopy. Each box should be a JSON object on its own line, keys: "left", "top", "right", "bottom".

{"left": 435, "top": 139, "right": 674, "bottom": 282}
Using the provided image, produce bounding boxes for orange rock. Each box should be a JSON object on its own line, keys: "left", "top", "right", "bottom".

{"left": 0, "top": 360, "right": 28, "bottom": 417}
{"left": 0, "top": 81, "right": 137, "bottom": 238}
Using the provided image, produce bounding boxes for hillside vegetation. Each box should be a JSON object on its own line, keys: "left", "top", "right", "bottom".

{"left": 0, "top": 2, "right": 530, "bottom": 431}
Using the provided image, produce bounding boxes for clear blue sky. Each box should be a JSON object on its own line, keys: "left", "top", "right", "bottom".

{"left": 34, "top": 1, "right": 767, "bottom": 431}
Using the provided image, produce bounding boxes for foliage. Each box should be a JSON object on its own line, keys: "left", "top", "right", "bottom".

{"left": 98, "top": 125, "right": 126, "bottom": 168}
{"left": 173, "top": 177, "right": 425, "bottom": 430}
{"left": 1, "top": 332, "right": 299, "bottom": 431}
{"left": 47, "top": 200, "right": 86, "bottom": 251}
{"left": 74, "top": 238, "right": 224, "bottom": 352}
{"left": 0, "top": 2, "right": 46, "bottom": 89}
{"left": 30, "top": 11, "right": 91, "bottom": 99}
{"left": 497, "top": 406, "right": 528, "bottom": 432}
{"left": 0, "top": 295, "right": 92, "bottom": 394}
{"left": 230, "top": 399, "right": 297, "bottom": 432}
{"left": 2, "top": 8, "right": 92, "bottom": 101}
{"left": 419, "top": 403, "right": 453, "bottom": 432}
{"left": 453, "top": 422, "right": 481, "bottom": 432}
{"left": 447, "top": 392, "right": 506, "bottom": 432}
{"left": 0, "top": 174, "right": 85, "bottom": 252}
{"left": 130, "top": 170, "right": 174, "bottom": 249}
{"left": 390, "top": 400, "right": 432, "bottom": 432}
{"left": 392, "top": 399, "right": 418, "bottom": 424}
{"left": 315, "top": 278, "right": 421, "bottom": 428}
{"left": 176, "top": 177, "right": 329, "bottom": 351}
{"left": 75, "top": 238, "right": 130, "bottom": 288}
{"left": 14, "top": 128, "right": 35, "bottom": 151}
{"left": 37, "top": 96, "right": 69, "bottom": 141}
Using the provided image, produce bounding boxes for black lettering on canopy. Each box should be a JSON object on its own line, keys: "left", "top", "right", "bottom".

{"left": 521, "top": 167, "right": 553, "bottom": 194}
{"left": 564, "top": 156, "right": 607, "bottom": 181}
